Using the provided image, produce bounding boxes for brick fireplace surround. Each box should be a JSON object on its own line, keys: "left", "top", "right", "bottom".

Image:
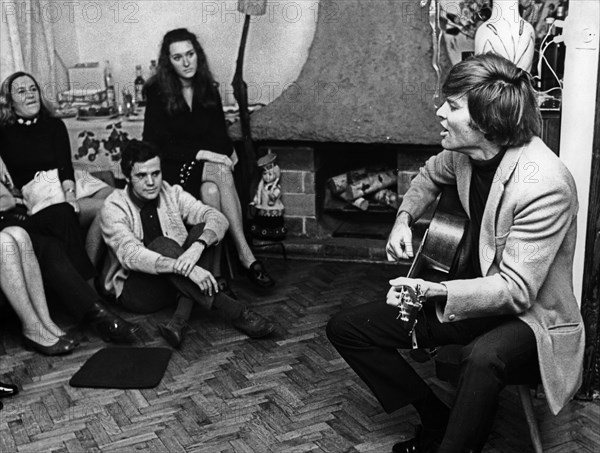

{"left": 251, "top": 143, "right": 437, "bottom": 262}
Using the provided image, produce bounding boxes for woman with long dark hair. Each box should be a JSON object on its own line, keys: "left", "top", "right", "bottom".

{"left": 143, "top": 28, "right": 274, "bottom": 288}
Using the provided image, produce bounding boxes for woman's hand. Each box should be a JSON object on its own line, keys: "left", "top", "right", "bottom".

{"left": 174, "top": 242, "right": 204, "bottom": 277}
{"left": 0, "top": 156, "right": 15, "bottom": 189}
{"left": 189, "top": 265, "right": 219, "bottom": 296}
{"left": 386, "top": 212, "right": 414, "bottom": 261}
{"left": 67, "top": 200, "right": 80, "bottom": 214}
{"left": 196, "top": 150, "right": 235, "bottom": 170}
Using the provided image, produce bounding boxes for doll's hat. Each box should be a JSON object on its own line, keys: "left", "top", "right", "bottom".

{"left": 257, "top": 151, "right": 277, "bottom": 167}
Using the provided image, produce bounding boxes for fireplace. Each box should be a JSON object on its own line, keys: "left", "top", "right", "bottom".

{"left": 255, "top": 142, "right": 437, "bottom": 241}
{"left": 228, "top": 0, "right": 448, "bottom": 257}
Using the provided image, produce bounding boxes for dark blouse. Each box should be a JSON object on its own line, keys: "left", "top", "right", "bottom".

{"left": 0, "top": 117, "right": 74, "bottom": 189}
{"left": 142, "top": 81, "right": 233, "bottom": 165}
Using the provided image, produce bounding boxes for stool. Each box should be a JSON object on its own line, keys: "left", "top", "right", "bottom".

{"left": 434, "top": 344, "right": 543, "bottom": 453}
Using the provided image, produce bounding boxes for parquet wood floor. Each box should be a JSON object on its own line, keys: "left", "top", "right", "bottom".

{"left": 1, "top": 259, "right": 598, "bottom": 452}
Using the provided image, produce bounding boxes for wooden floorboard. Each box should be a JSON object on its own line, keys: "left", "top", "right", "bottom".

{"left": 1, "top": 258, "right": 598, "bottom": 452}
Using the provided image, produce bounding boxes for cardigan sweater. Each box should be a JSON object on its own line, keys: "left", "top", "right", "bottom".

{"left": 398, "top": 136, "right": 584, "bottom": 415}
{"left": 0, "top": 117, "right": 74, "bottom": 189}
{"left": 100, "top": 181, "right": 229, "bottom": 298}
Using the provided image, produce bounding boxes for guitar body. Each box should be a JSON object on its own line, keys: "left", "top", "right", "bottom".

{"left": 407, "top": 185, "right": 469, "bottom": 283}
{"left": 402, "top": 185, "right": 470, "bottom": 360}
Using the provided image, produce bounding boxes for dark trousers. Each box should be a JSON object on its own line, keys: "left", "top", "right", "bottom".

{"left": 326, "top": 302, "right": 540, "bottom": 453}
{"left": 29, "top": 233, "right": 98, "bottom": 320}
{"left": 25, "top": 203, "right": 96, "bottom": 280}
{"left": 118, "top": 225, "right": 216, "bottom": 314}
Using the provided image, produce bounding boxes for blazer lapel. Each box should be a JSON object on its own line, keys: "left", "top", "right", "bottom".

{"left": 479, "top": 145, "right": 525, "bottom": 276}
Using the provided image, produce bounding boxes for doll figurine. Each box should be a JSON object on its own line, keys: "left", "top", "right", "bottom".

{"left": 250, "top": 152, "right": 287, "bottom": 240}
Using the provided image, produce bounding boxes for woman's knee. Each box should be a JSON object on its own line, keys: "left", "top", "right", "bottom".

{"left": 1, "top": 226, "right": 31, "bottom": 246}
{"left": 200, "top": 181, "right": 220, "bottom": 206}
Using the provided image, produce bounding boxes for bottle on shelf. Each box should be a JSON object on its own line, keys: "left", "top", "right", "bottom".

{"left": 134, "top": 65, "right": 145, "bottom": 106}
{"left": 104, "top": 60, "right": 116, "bottom": 108}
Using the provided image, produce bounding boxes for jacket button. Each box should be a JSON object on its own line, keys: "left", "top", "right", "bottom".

{"left": 449, "top": 314, "right": 456, "bottom": 321}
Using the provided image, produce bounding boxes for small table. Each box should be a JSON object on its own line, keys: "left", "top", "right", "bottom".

{"left": 63, "top": 116, "right": 144, "bottom": 180}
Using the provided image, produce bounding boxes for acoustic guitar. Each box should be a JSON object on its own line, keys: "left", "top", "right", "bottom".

{"left": 407, "top": 184, "right": 470, "bottom": 282}
{"left": 394, "top": 185, "right": 470, "bottom": 353}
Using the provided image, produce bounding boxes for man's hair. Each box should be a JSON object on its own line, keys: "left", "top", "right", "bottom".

{"left": 120, "top": 139, "right": 162, "bottom": 178}
{"left": 0, "top": 71, "right": 53, "bottom": 126}
{"left": 442, "top": 53, "right": 541, "bottom": 148}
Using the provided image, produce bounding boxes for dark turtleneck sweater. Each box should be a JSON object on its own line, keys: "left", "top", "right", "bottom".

{"left": 468, "top": 148, "right": 507, "bottom": 277}
{"left": 0, "top": 116, "right": 74, "bottom": 189}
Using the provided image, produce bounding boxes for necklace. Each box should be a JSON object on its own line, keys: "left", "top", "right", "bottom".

{"left": 16, "top": 116, "right": 38, "bottom": 126}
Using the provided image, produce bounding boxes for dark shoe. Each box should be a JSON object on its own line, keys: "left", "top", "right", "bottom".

{"left": 157, "top": 317, "right": 187, "bottom": 348}
{"left": 232, "top": 308, "right": 275, "bottom": 338}
{"left": 392, "top": 426, "right": 441, "bottom": 453}
{"left": 23, "top": 336, "right": 75, "bottom": 356}
{"left": 245, "top": 261, "right": 275, "bottom": 288}
{"left": 60, "top": 330, "right": 81, "bottom": 347}
{"left": 0, "top": 382, "right": 18, "bottom": 398}
{"left": 85, "top": 301, "right": 139, "bottom": 343}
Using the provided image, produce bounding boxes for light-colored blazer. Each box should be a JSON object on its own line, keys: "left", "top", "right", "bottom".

{"left": 399, "top": 137, "right": 584, "bottom": 415}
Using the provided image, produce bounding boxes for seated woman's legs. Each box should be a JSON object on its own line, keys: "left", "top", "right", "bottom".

{"left": 79, "top": 186, "right": 114, "bottom": 228}
{"left": 201, "top": 163, "right": 274, "bottom": 287}
{"left": 0, "top": 228, "right": 75, "bottom": 355}
{"left": 30, "top": 233, "right": 138, "bottom": 343}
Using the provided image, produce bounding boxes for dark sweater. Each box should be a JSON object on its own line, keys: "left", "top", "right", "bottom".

{"left": 0, "top": 117, "right": 74, "bottom": 189}
{"left": 468, "top": 149, "right": 507, "bottom": 277}
{"left": 142, "top": 82, "right": 233, "bottom": 167}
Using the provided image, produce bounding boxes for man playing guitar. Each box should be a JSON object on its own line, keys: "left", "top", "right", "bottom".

{"left": 327, "top": 53, "right": 584, "bottom": 453}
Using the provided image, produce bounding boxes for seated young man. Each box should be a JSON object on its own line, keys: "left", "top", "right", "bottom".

{"left": 327, "top": 54, "right": 584, "bottom": 453}
{"left": 99, "top": 139, "right": 274, "bottom": 347}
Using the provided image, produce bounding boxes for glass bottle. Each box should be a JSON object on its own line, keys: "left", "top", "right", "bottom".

{"left": 104, "top": 60, "right": 116, "bottom": 107}
{"left": 134, "top": 65, "right": 145, "bottom": 106}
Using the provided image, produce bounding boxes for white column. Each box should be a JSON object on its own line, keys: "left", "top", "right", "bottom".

{"left": 560, "top": 0, "right": 600, "bottom": 304}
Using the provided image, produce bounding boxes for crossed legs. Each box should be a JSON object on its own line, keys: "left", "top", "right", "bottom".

{"left": 326, "top": 301, "right": 539, "bottom": 453}
{"left": 201, "top": 161, "right": 256, "bottom": 269}
{"left": 0, "top": 227, "right": 67, "bottom": 346}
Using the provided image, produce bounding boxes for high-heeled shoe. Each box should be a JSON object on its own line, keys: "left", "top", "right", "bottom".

{"left": 22, "top": 336, "right": 75, "bottom": 356}
{"left": 245, "top": 261, "right": 275, "bottom": 288}
{"left": 0, "top": 382, "right": 18, "bottom": 398}
{"left": 84, "top": 301, "right": 139, "bottom": 343}
{"left": 157, "top": 317, "right": 187, "bottom": 348}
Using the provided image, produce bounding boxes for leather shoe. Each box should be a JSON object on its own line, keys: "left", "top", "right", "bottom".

{"left": 157, "top": 317, "right": 187, "bottom": 348}
{"left": 245, "top": 261, "right": 275, "bottom": 288}
{"left": 85, "top": 301, "right": 139, "bottom": 343}
{"left": 23, "top": 336, "right": 75, "bottom": 356}
{"left": 232, "top": 308, "right": 275, "bottom": 338}
{"left": 392, "top": 426, "right": 441, "bottom": 453}
{"left": 0, "top": 382, "right": 18, "bottom": 398}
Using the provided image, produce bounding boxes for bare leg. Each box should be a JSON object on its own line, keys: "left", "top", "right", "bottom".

{"left": 78, "top": 187, "right": 114, "bottom": 227}
{"left": 85, "top": 213, "right": 105, "bottom": 266}
{"left": 202, "top": 162, "right": 256, "bottom": 268}
{"left": 199, "top": 181, "right": 223, "bottom": 275}
{"left": 0, "top": 231, "right": 60, "bottom": 346}
{"left": 2, "top": 227, "right": 66, "bottom": 338}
